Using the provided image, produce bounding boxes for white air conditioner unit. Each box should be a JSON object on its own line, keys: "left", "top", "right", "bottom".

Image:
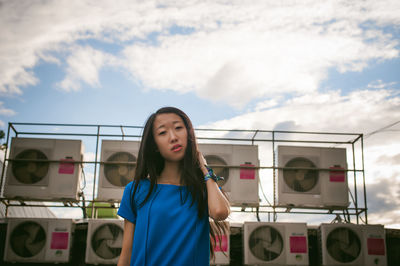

{"left": 319, "top": 223, "right": 386, "bottom": 266}
{"left": 210, "top": 221, "right": 230, "bottom": 265}
{"left": 85, "top": 219, "right": 124, "bottom": 264}
{"left": 277, "top": 145, "right": 349, "bottom": 208}
{"left": 4, "top": 137, "right": 83, "bottom": 201}
{"left": 4, "top": 218, "right": 73, "bottom": 263}
{"left": 97, "top": 140, "right": 140, "bottom": 201}
{"left": 244, "top": 222, "right": 309, "bottom": 265}
{"left": 199, "top": 144, "right": 259, "bottom": 207}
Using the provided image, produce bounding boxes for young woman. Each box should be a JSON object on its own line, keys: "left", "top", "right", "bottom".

{"left": 117, "top": 107, "right": 230, "bottom": 266}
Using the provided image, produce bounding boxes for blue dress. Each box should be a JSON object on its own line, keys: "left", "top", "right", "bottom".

{"left": 118, "top": 179, "right": 210, "bottom": 266}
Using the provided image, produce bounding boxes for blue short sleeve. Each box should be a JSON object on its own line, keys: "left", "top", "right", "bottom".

{"left": 118, "top": 181, "right": 136, "bottom": 224}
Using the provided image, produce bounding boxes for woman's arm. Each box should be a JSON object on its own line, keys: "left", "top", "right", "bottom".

{"left": 117, "top": 219, "right": 135, "bottom": 266}
{"left": 198, "top": 151, "right": 230, "bottom": 220}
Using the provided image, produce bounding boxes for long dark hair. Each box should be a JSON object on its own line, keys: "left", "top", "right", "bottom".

{"left": 131, "top": 106, "right": 228, "bottom": 258}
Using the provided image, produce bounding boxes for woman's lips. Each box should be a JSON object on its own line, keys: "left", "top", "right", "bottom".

{"left": 172, "top": 145, "right": 182, "bottom": 152}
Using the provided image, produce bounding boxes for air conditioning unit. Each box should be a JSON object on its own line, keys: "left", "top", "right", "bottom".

{"left": 4, "top": 137, "right": 83, "bottom": 201}
{"left": 244, "top": 222, "right": 309, "bottom": 265}
{"left": 319, "top": 223, "right": 387, "bottom": 266}
{"left": 210, "top": 221, "right": 230, "bottom": 265}
{"left": 97, "top": 140, "right": 140, "bottom": 201}
{"left": 85, "top": 219, "right": 124, "bottom": 264}
{"left": 4, "top": 218, "right": 73, "bottom": 263}
{"left": 277, "top": 145, "right": 349, "bottom": 208}
{"left": 199, "top": 144, "right": 259, "bottom": 207}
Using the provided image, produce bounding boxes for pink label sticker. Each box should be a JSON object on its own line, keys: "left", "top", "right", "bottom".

{"left": 367, "top": 238, "right": 385, "bottom": 255}
{"left": 51, "top": 232, "right": 69, "bottom": 250}
{"left": 329, "top": 166, "right": 345, "bottom": 182}
{"left": 214, "top": 235, "right": 228, "bottom": 252}
{"left": 58, "top": 159, "right": 75, "bottom": 174}
{"left": 290, "top": 236, "right": 307, "bottom": 253}
{"left": 240, "top": 164, "right": 255, "bottom": 179}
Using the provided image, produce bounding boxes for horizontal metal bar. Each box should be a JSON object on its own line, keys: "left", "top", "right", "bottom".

{"left": 4, "top": 159, "right": 364, "bottom": 172}
{"left": 13, "top": 132, "right": 142, "bottom": 138}
{"left": 10, "top": 122, "right": 143, "bottom": 129}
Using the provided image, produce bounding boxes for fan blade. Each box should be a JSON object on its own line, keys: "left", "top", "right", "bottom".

{"left": 95, "top": 239, "right": 116, "bottom": 259}
{"left": 11, "top": 234, "right": 30, "bottom": 256}
{"left": 25, "top": 224, "right": 45, "bottom": 256}
{"left": 14, "top": 166, "right": 32, "bottom": 183}
{"left": 94, "top": 225, "right": 114, "bottom": 240}
{"left": 118, "top": 153, "right": 129, "bottom": 162}
{"left": 342, "top": 239, "right": 360, "bottom": 258}
{"left": 107, "top": 231, "right": 123, "bottom": 248}
{"left": 283, "top": 171, "right": 296, "bottom": 186}
{"left": 299, "top": 175, "right": 316, "bottom": 191}
{"left": 35, "top": 164, "right": 48, "bottom": 178}
{"left": 25, "top": 150, "right": 38, "bottom": 160}
{"left": 106, "top": 168, "right": 122, "bottom": 186}
{"left": 25, "top": 239, "right": 45, "bottom": 257}
{"left": 118, "top": 176, "right": 129, "bottom": 187}
{"left": 266, "top": 237, "right": 283, "bottom": 254}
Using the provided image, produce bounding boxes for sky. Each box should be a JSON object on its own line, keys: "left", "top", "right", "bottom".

{"left": 0, "top": 0, "right": 400, "bottom": 228}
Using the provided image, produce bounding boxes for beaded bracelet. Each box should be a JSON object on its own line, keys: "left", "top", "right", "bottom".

{"left": 204, "top": 165, "right": 224, "bottom": 183}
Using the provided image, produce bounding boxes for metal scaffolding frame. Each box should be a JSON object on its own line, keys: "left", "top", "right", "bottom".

{"left": 0, "top": 122, "right": 367, "bottom": 224}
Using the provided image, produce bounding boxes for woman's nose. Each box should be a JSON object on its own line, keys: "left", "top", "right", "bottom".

{"left": 169, "top": 130, "right": 178, "bottom": 142}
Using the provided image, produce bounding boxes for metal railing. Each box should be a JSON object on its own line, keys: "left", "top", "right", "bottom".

{"left": 0, "top": 122, "right": 367, "bottom": 224}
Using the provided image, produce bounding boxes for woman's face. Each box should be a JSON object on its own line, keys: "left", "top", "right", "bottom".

{"left": 152, "top": 113, "right": 188, "bottom": 162}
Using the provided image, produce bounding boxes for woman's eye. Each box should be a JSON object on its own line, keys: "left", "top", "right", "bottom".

{"left": 159, "top": 131, "right": 166, "bottom": 135}
{"left": 176, "top": 126, "right": 183, "bottom": 130}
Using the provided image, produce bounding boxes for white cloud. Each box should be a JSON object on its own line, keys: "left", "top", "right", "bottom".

{"left": 203, "top": 89, "right": 400, "bottom": 137}
{"left": 121, "top": 1, "right": 399, "bottom": 108}
{"left": 56, "top": 46, "right": 116, "bottom": 91}
{"left": 0, "top": 0, "right": 399, "bottom": 107}
{"left": 367, "top": 79, "right": 397, "bottom": 89}
{"left": 0, "top": 102, "right": 16, "bottom": 116}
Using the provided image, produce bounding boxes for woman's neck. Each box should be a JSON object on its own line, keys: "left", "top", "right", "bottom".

{"left": 158, "top": 161, "right": 182, "bottom": 185}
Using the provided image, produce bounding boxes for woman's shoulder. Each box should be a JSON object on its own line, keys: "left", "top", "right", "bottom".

{"left": 124, "top": 179, "right": 152, "bottom": 197}
{"left": 126, "top": 178, "right": 150, "bottom": 190}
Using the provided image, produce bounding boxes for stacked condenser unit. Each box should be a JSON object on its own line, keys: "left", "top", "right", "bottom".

{"left": 97, "top": 140, "right": 140, "bottom": 201}
{"left": 277, "top": 145, "right": 349, "bottom": 209}
{"left": 199, "top": 143, "right": 259, "bottom": 207}
{"left": 4, "top": 137, "right": 83, "bottom": 201}
{"left": 4, "top": 218, "right": 74, "bottom": 263}
{"left": 319, "top": 223, "right": 387, "bottom": 266}
{"left": 85, "top": 219, "right": 124, "bottom": 264}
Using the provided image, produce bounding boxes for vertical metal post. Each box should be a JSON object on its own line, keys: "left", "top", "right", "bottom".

{"left": 91, "top": 126, "right": 101, "bottom": 218}
{"left": 5, "top": 201, "right": 9, "bottom": 217}
{"left": 272, "top": 131, "right": 277, "bottom": 222}
{"left": 352, "top": 142, "right": 358, "bottom": 224}
{"left": 0, "top": 123, "right": 12, "bottom": 198}
{"left": 361, "top": 135, "right": 368, "bottom": 224}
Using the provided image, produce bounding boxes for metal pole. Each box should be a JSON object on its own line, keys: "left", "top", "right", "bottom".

{"left": 0, "top": 123, "right": 12, "bottom": 199}
{"left": 361, "top": 135, "right": 368, "bottom": 224}
{"left": 272, "top": 131, "right": 277, "bottom": 222}
{"left": 352, "top": 142, "right": 358, "bottom": 224}
{"left": 91, "top": 126, "right": 101, "bottom": 218}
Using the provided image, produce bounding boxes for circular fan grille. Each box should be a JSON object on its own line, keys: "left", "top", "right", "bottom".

{"left": 10, "top": 221, "right": 46, "bottom": 258}
{"left": 327, "top": 227, "right": 361, "bottom": 263}
{"left": 204, "top": 155, "right": 229, "bottom": 187}
{"left": 283, "top": 157, "right": 318, "bottom": 192}
{"left": 249, "top": 225, "right": 283, "bottom": 261}
{"left": 104, "top": 152, "right": 136, "bottom": 187}
{"left": 12, "top": 149, "right": 49, "bottom": 184}
{"left": 91, "top": 223, "right": 123, "bottom": 259}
